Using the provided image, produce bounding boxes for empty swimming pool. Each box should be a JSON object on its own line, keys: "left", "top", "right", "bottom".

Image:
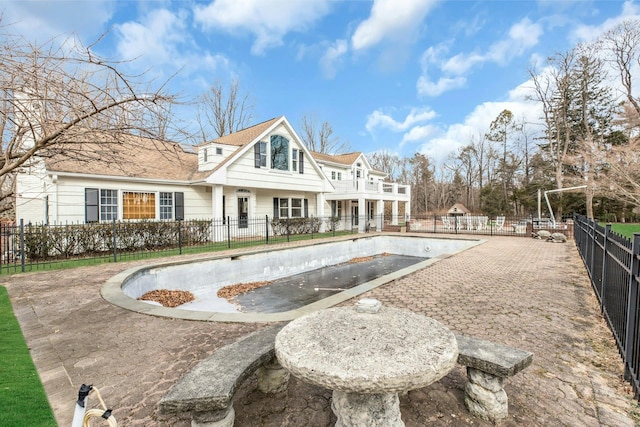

{"left": 102, "top": 235, "right": 484, "bottom": 322}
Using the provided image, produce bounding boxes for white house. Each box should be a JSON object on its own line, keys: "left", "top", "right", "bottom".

{"left": 15, "top": 116, "right": 410, "bottom": 232}
{"left": 311, "top": 152, "right": 410, "bottom": 230}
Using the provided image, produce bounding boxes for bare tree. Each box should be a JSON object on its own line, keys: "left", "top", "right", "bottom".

{"left": 0, "top": 26, "right": 177, "bottom": 217}
{"left": 367, "top": 150, "right": 401, "bottom": 181}
{"left": 197, "top": 79, "right": 253, "bottom": 140}
{"left": 299, "top": 114, "right": 350, "bottom": 154}
{"left": 601, "top": 19, "right": 640, "bottom": 116}
{"left": 528, "top": 49, "right": 578, "bottom": 219}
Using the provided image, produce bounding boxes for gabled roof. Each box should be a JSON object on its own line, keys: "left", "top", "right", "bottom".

{"left": 44, "top": 135, "right": 198, "bottom": 181}
{"left": 204, "top": 117, "right": 281, "bottom": 147}
{"left": 311, "top": 151, "right": 362, "bottom": 166}
{"left": 311, "top": 151, "right": 387, "bottom": 177}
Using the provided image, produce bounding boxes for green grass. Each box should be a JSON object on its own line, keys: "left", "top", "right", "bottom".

{"left": 610, "top": 223, "right": 640, "bottom": 239}
{"left": 0, "top": 286, "right": 56, "bottom": 426}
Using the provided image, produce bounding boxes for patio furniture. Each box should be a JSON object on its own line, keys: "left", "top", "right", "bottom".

{"left": 495, "top": 216, "right": 505, "bottom": 231}
{"left": 441, "top": 216, "right": 452, "bottom": 230}
{"left": 275, "top": 300, "right": 458, "bottom": 427}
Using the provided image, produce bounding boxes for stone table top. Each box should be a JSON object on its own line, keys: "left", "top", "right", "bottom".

{"left": 275, "top": 304, "right": 458, "bottom": 394}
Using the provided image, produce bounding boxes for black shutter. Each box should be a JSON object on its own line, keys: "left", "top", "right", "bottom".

{"left": 85, "top": 188, "right": 99, "bottom": 223}
{"left": 299, "top": 151, "right": 304, "bottom": 174}
{"left": 273, "top": 198, "right": 279, "bottom": 218}
{"left": 254, "top": 144, "right": 261, "bottom": 168}
{"left": 304, "top": 199, "right": 308, "bottom": 217}
{"left": 175, "top": 192, "right": 184, "bottom": 220}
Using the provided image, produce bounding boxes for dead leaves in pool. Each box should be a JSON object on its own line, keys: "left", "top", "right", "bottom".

{"left": 138, "top": 289, "right": 195, "bottom": 307}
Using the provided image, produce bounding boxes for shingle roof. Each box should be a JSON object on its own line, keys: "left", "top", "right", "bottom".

{"left": 44, "top": 135, "right": 198, "bottom": 181}
{"left": 310, "top": 151, "right": 362, "bottom": 166}
{"left": 207, "top": 117, "right": 281, "bottom": 147}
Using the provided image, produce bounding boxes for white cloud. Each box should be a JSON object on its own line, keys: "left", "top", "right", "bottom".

{"left": 416, "top": 79, "right": 544, "bottom": 165}
{"left": 400, "top": 124, "right": 438, "bottom": 145}
{"left": 320, "top": 39, "right": 348, "bottom": 79}
{"left": 0, "top": 0, "right": 115, "bottom": 43}
{"left": 193, "top": 0, "right": 332, "bottom": 55}
{"left": 351, "top": 0, "right": 438, "bottom": 51}
{"left": 417, "top": 17, "right": 542, "bottom": 98}
{"left": 115, "top": 9, "right": 190, "bottom": 64}
{"left": 416, "top": 76, "right": 466, "bottom": 97}
{"left": 366, "top": 108, "right": 437, "bottom": 133}
{"left": 572, "top": 1, "right": 640, "bottom": 43}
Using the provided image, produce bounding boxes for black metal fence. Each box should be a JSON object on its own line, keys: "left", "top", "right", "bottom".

{"left": 407, "top": 213, "right": 571, "bottom": 237}
{"left": 2, "top": 215, "right": 382, "bottom": 274}
{"left": 573, "top": 214, "right": 640, "bottom": 399}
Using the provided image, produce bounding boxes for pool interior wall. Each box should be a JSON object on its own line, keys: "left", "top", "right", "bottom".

{"left": 103, "top": 235, "right": 484, "bottom": 322}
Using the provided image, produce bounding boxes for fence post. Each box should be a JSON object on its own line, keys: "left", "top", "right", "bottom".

{"left": 600, "top": 224, "right": 611, "bottom": 314}
{"left": 624, "top": 233, "right": 640, "bottom": 382}
{"left": 265, "top": 215, "right": 269, "bottom": 245}
{"left": 226, "top": 216, "right": 231, "bottom": 249}
{"left": 178, "top": 220, "right": 183, "bottom": 255}
{"left": 112, "top": 219, "right": 117, "bottom": 263}
{"left": 286, "top": 217, "right": 290, "bottom": 242}
{"left": 19, "top": 219, "right": 25, "bottom": 273}
{"left": 589, "top": 219, "right": 597, "bottom": 279}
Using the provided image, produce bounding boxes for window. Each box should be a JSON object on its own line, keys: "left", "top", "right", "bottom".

{"left": 203, "top": 148, "right": 208, "bottom": 162}
{"left": 278, "top": 198, "right": 288, "bottom": 218}
{"left": 331, "top": 171, "right": 336, "bottom": 180}
{"left": 254, "top": 141, "right": 267, "bottom": 168}
{"left": 100, "top": 189, "right": 118, "bottom": 221}
{"left": 291, "top": 198, "right": 302, "bottom": 218}
{"left": 159, "top": 192, "right": 173, "bottom": 220}
{"left": 337, "top": 172, "right": 342, "bottom": 180}
{"left": 273, "top": 197, "right": 309, "bottom": 218}
{"left": 86, "top": 188, "right": 117, "bottom": 222}
{"left": 270, "top": 135, "right": 289, "bottom": 171}
{"left": 292, "top": 149, "right": 298, "bottom": 171}
{"left": 216, "top": 147, "right": 223, "bottom": 155}
{"left": 85, "top": 189, "right": 183, "bottom": 222}
{"left": 331, "top": 200, "right": 342, "bottom": 218}
{"left": 123, "top": 192, "right": 155, "bottom": 219}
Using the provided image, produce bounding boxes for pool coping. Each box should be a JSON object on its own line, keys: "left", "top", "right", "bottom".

{"left": 101, "top": 235, "right": 486, "bottom": 323}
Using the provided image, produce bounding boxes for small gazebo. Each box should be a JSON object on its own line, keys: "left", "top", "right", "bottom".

{"left": 447, "top": 203, "right": 470, "bottom": 217}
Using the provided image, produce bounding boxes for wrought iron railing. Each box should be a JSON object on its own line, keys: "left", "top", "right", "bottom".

{"left": 1, "top": 215, "right": 396, "bottom": 274}
{"left": 573, "top": 214, "right": 640, "bottom": 399}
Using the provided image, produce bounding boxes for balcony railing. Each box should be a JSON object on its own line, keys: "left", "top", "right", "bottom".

{"left": 331, "top": 179, "right": 410, "bottom": 199}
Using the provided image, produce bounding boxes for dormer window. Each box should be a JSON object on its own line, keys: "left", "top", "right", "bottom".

{"left": 203, "top": 148, "right": 208, "bottom": 162}
{"left": 271, "top": 135, "right": 289, "bottom": 171}
{"left": 216, "top": 147, "right": 222, "bottom": 155}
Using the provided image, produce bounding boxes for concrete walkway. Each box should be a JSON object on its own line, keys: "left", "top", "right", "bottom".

{"left": 3, "top": 235, "right": 638, "bottom": 426}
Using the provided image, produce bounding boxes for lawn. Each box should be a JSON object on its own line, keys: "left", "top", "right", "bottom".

{"left": 0, "top": 286, "right": 56, "bottom": 427}
{"left": 610, "top": 223, "right": 640, "bottom": 240}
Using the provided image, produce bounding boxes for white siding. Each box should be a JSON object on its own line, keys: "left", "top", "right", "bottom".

{"left": 224, "top": 124, "right": 327, "bottom": 193}
{"left": 35, "top": 176, "right": 212, "bottom": 224}
{"left": 15, "top": 162, "right": 49, "bottom": 224}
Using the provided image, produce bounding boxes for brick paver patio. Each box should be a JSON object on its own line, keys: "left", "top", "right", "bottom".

{"left": 3, "top": 234, "right": 638, "bottom": 426}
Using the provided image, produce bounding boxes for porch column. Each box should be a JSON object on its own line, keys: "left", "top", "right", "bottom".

{"left": 317, "top": 193, "right": 326, "bottom": 232}
{"left": 392, "top": 200, "right": 399, "bottom": 225}
{"left": 358, "top": 196, "right": 366, "bottom": 233}
{"left": 212, "top": 185, "right": 224, "bottom": 218}
{"left": 376, "top": 199, "right": 384, "bottom": 231}
{"left": 404, "top": 200, "right": 411, "bottom": 223}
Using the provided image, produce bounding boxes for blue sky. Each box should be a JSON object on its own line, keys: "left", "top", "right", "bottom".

{"left": 2, "top": 0, "right": 639, "bottom": 163}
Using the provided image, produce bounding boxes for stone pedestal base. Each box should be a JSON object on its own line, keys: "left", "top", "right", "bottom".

{"left": 257, "top": 359, "right": 290, "bottom": 394}
{"left": 464, "top": 367, "right": 508, "bottom": 423}
{"left": 191, "top": 406, "right": 234, "bottom": 427}
{"left": 331, "top": 390, "right": 404, "bottom": 427}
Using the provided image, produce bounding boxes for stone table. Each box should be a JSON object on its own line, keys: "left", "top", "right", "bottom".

{"left": 275, "top": 299, "right": 458, "bottom": 427}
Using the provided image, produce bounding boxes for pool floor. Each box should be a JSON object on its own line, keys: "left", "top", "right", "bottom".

{"left": 230, "top": 254, "right": 426, "bottom": 313}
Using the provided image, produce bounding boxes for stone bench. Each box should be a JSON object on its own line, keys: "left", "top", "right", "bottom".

{"left": 455, "top": 334, "right": 533, "bottom": 423}
{"left": 158, "top": 324, "right": 288, "bottom": 427}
